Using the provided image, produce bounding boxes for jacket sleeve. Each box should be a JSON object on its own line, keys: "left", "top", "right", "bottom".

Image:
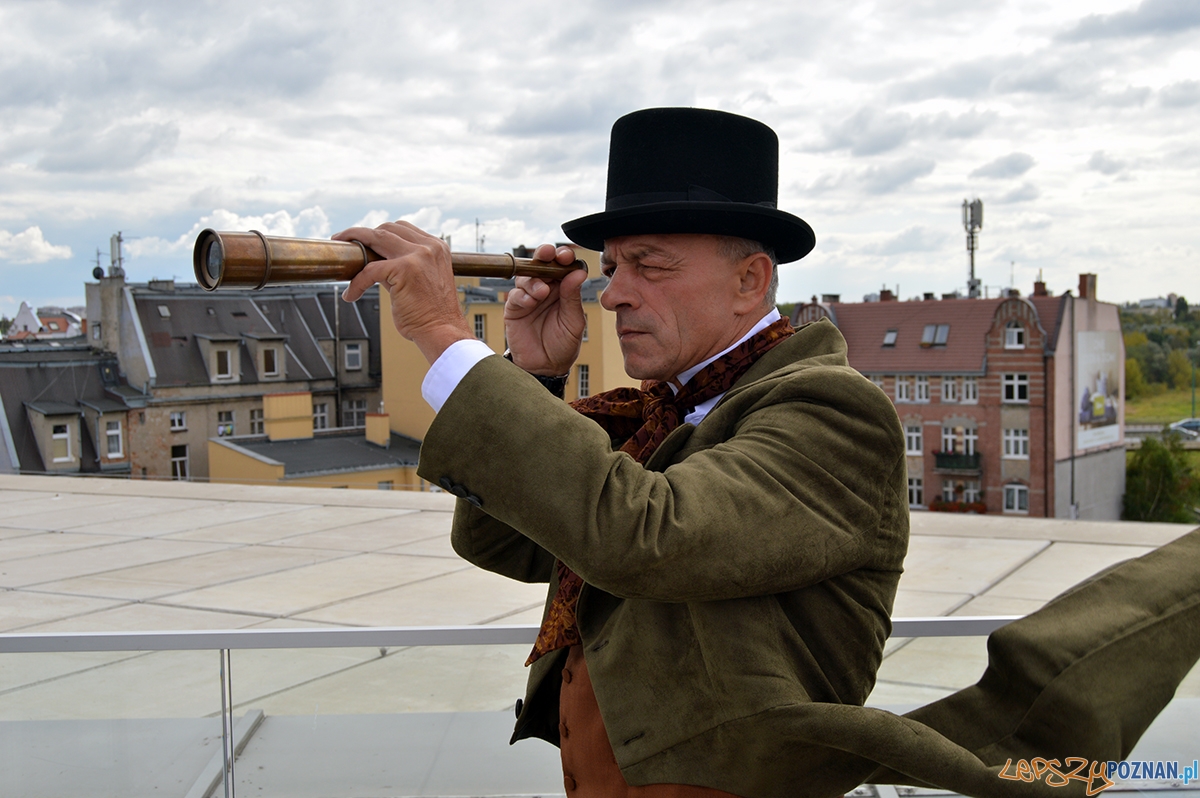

{"left": 420, "top": 354, "right": 906, "bottom": 603}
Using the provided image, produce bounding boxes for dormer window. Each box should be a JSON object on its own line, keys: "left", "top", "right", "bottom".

{"left": 882, "top": 329, "right": 898, "bottom": 347}
{"left": 215, "top": 349, "right": 233, "bottom": 380}
{"left": 262, "top": 347, "right": 280, "bottom": 377}
{"left": 1005, "top": 321, "right": 1026, "bottom": 349}
{"left": 921, "top": 324, "right": 950, "bottom": 347}
{"left": 345, "top": 343, "right": 362, "bottom": 371}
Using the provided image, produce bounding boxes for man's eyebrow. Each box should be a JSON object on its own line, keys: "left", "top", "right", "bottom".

{"left": 601, "top": 245, "right": 675, "bottom": 266}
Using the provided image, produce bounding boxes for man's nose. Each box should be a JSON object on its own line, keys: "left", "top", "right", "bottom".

{"left": 600, "top": 267, "right": 635, "bottom": 311}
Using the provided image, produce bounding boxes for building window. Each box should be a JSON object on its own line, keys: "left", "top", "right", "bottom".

{"left": 249, "top": 408, "right": 264, "bottom": 435}
{"left": 377, "top": 480, "right": 394, "bottom": 490}
{"left": 170, "top": 445, "right": 188, "bottom": 480}
{"left": 581, "top": 317, "right": 589, "bottom": 342}
{"left": 215, "top": 348, "right": 233, "bottom": 380}
{"left": 920, "top": 324, "right": 950, "bottom": 347}
{"left": 915, "top": 375, "right": 930, "bottom": 403}
{"left": 869, "top": 375, "right": 885, "bottom": 389}
{"left": 905, "top": 425, "right": 923, "bottom": 455}
{"left": 169, "top": 411, "right": 186, "bottom": 431}
{"left": 961, "top": 376, "right": 979, "bottom": 403}
{"left": 908, "top": 477, "right": 924, "bottom": 508}
{"left": 105, "top": 420, "right": 122, "bottom": 457}
{"left": 1003, "top": 373, "right": 1030, "bottom": 403}
{"left": 1005, "top": 321, "right": 1026, "bottom": 349}
{"left": 942, "top": 377, "right": 958, "bottom": 402}
{"left": 1004, "top": 483, "right": 1029, "bottom": 514}
{"left": 882, "top": 329, "right": 898, "bottom": 347}
{"left": 344, "top": 343, "right": 362, "bottom": 371}
{"left": 313, "top": 402, "right": 328, "bottom": 430}
{"left": 92, "top": 323, "right": 101, "bottom": 341}
{"left": 51, "top": 423, "right": 71, "bottom": 462}
{"left": 217, "top": 410, "right": 234, "bottom": 437}
{"left": 942, "top": 480, "right": 958, "bottom": 502}
{"left": 262, "top": 347, "right": 280, "bottom": 377}
{"left": 343, "top": 398, "right": 367, "bottom": 428}
{"left": 895, "top": 376, "right": 911, "bottom": 402}
{"left": 941, "top": 426, "right": 958, "bottom": 453}
{"left": 1003, "top": 428, "right": 1030, "bottom": 458}
{"left": 577, "top": 364, "right": 590, "bottom": 399}
{"left": 474, "top": 314, "right": 486, "bottom": 341}
{"left": 964, "top": 427, "right": 978, "bottom": 456}
{"left": 963, "top": 480, "right": 981, "bottom": 503}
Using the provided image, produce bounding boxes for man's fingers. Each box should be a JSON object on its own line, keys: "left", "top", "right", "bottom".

{"left": 555, "top": 245, "right": 577, "bottom": 265}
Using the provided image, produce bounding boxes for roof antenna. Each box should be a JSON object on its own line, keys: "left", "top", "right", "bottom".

{"left": 962, "top": 199, "right": 982, "bottom": 298}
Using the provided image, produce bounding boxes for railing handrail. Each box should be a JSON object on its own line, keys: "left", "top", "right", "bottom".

{"left": 0, "top": 616, "right": 1021, "bottom": 654}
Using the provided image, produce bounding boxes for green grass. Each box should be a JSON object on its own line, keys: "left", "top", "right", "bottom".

{"left": 1126, "top": 387, "right": 1199, "bottom": 424}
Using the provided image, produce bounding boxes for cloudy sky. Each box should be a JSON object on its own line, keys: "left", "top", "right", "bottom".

{"left": 2, "top": 0, "right": 1198, "bottom": 318}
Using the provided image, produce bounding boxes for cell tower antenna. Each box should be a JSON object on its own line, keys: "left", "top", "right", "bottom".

{"left": 962, "top": 199, "right": 983, "bottom": 298}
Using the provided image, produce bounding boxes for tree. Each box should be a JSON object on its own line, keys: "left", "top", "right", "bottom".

{"left": 1126, "top": 357, "right": 1148, "bottom": 400}
{"left": 1177, "top": 296, "right": 1189, "bottom": 320}
{"left": 1167, "top": 348, "right": 1193, "bottom": 391}
{"left": 1123, "top": 432, "right": 1200, "bottom": 523}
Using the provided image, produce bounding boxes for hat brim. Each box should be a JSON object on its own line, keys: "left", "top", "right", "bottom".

{"left": 561, "top": 201, "right": 816, "bottom": 264}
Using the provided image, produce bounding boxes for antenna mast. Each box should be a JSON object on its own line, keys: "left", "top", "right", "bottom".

{"left": 962, "top": 199, "right": 983, "bottom": 298}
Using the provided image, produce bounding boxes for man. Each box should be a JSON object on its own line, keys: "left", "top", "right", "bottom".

{"left": 339, "top": 109, "right": 1200, "bottom": 798}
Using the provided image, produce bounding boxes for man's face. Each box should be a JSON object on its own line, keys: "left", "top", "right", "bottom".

{"left": 599, "top": 234, "right": 758, "bottom": 382}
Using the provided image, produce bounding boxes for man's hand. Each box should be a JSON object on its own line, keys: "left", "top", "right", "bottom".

{"left": 335, "top": 221, "right": 472, "bottom": 366}
{"left": 504, "top": 244, "right": 589, "bottom": 376}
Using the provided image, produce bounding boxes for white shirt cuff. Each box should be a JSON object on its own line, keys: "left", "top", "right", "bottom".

{"left": 421, "top": 338, "right": 496, "bottom": 413}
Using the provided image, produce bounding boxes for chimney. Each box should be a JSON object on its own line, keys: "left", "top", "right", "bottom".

{"left": 923, "top": 292, "right": 935, "bottom": 301}
{"left": 365, "top": 413, "right": 391, "bottom": 448}
{"left": 1078, "top": 273, "right": 1097, "bottom": 300}
{"left": 1033, "top": 269, "right": 1048, "bottom": 297}
{"left": 880, "top": 288, "right": 896, "bottom": 302}
{"left": 821, "top": 293, "right": 841, "bottom": 304}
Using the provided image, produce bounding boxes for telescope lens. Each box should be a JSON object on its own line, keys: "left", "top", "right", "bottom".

{"left": 206, "top": 241, "right": 222, "bottom": 283}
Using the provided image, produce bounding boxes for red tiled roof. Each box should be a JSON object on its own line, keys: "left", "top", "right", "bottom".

{"left": 827, "top": 295, "right": 1062, "bottom": 375}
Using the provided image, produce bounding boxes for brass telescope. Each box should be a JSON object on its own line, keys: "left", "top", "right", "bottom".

{"left": 193, "top": 229, "right": 586, "bottom": 291}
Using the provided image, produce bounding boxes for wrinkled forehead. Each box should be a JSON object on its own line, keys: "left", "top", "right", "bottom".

{"left": 599, "top": 233, "right": 724, "bottom": 268}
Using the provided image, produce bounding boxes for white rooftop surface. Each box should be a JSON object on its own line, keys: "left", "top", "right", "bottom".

{"left": 1, "top": 473, "right": 1198, "bottom": 797}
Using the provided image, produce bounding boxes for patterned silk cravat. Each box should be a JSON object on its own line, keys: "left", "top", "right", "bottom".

{"left": 527, "top": 317, "right": 795, "bottom": 664}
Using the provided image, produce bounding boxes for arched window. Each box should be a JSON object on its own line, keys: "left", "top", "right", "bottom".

{"left": 1004, "top": 320, "right": 1026, "bottom": 349}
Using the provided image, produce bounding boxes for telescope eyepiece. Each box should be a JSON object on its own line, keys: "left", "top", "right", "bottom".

{"left": 206, "top": 239, "right": 222, "bottom": 284}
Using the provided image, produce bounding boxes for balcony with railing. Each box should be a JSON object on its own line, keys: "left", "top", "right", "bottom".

{"left": 933, "top": 450, "right": 982, "bottom": 473}
{"left": 1, "top": 474, "right": 1196, "bottom": 797}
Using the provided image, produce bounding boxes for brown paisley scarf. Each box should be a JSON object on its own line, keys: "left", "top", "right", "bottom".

{"left": 526, "top": 316, "right": 795, "bottom": 664}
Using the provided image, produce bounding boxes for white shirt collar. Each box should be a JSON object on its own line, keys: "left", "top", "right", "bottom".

{"left": 673, "top": 308, "right": 783, "bottom": 392}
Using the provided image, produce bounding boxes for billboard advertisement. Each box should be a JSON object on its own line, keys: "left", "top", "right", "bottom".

{"left": 1076, "top": 331, "right": 1123, "bottom": 450}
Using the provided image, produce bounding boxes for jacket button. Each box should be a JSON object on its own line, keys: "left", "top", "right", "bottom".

{"left": 514, "top": 698, "right": 523, "bottom": 719}
{"left": 438, "top": 477, "right": 453, "bottom": 492}
{"left": 559, "top": 721, "right": 569, "bottom": 739}
{"left": 564, "top": 775, "right": 577, "bottom": 791}
{"left": 465, "top": 493, "right": 482, "bottom": 508}
{"left": 561, "top": 667, "right": 573, "bottom": 684}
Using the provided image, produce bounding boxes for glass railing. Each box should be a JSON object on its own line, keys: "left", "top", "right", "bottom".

{"left": 3, "top": 618, "right": 1195, "bottom": 797}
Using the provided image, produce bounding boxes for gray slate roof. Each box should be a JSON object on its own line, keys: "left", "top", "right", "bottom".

{"left": 228, "top": 431, "right": 421, "bottom": 478}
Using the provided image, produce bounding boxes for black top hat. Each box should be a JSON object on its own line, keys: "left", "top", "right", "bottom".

{"left": 561, "top": 108, "right": 815, "bottom": 263}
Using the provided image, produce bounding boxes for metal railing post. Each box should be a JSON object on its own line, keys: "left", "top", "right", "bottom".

{"left": 220, "top": 648, "right": 235, "bottom": 798}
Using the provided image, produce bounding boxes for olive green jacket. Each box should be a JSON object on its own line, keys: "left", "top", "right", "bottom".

{"left": 417, "top": 319, "right": 1200, "bottom": 798}
{"left": 419, "top": 320, "right": 909, "bottom": 790}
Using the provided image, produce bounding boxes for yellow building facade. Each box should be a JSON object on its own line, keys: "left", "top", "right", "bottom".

{"left": 382, "top": 245, "right": 636, "bottom": 440}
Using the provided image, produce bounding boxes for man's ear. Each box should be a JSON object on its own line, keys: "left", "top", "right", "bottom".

{"left": 733, "top": 252, "right": 773, "bottom": 314}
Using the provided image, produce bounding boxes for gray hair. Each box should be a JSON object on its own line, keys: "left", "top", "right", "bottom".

{"left": 717, "top": 236, "right": 778, "bottom": 307}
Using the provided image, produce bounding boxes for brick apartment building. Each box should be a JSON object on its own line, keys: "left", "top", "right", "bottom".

{"left": 85, "top": 269, "right": 383, "bottom": 481}
{"left": 794, "top": 274, "right": 1125, "bottom": 520}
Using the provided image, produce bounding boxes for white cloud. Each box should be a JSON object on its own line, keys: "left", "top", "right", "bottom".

{"left": 0, "top": 227, "right": 72, "bottom": 263}
{"left": 125, "top": 207, "right": 332, "bottom": 258}
{"left": 970, "top": 153, "right": 1036, "bottom": 179}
